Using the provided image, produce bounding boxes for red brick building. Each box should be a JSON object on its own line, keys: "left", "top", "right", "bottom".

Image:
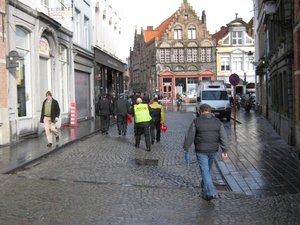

{"left": 129, "top": 0, "right": 216, "bottom": 102}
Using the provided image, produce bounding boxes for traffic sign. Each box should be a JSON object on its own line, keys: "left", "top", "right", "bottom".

{"left": 229, "top": 73, "right": 240, "bottom": 86}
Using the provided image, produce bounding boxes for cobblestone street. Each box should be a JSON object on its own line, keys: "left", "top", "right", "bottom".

{"left": 1, "top": 105, "right": 300, "bottom": 224}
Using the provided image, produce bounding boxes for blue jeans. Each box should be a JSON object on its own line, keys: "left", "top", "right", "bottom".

{"left": 196, "top": 152, "right": 218, "bottom": 197}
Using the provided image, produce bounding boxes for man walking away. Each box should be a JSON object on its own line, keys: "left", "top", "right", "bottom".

{"left": 183, "top": 103, "right": 228, "bottom": 201}
{"left": 110, "top": 91, "right": 118, "bottom": 117}
{"left": 40, "top": 91, "right": 60, "bottom": 147}
{"left": 143, "top": 92, "right": 150, "bottom": 104}
{"left": 114, "top": 93, "right": 132, "bottom": 135}
{"left": 97, "top": 93, "right": 112, "bottom": 135}
{"left": 133, "top": 98, "right": 152, "bottom": 151}
{"left": 149, "top": 94, "right": 165, "bottom": 144}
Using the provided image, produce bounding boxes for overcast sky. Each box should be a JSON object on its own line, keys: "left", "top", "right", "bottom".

{"left": 108, "top": 0, "right": 254, "bottom": 60}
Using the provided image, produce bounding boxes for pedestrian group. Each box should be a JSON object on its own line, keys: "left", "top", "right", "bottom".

{"left": 40, "top": 90, "right": 229, "bottom": 202}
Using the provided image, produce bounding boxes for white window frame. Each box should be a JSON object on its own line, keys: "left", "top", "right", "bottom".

{"left": 74, "top": 8, "right": 81, "bottom": 44}
{"left": 59, "top": 45, "right": 69, "bottom": 112}
{"left": 160, "top": 49, "right": 170, "bottom": 63}
{"left": 174, "top": 29, "right": 182, "bottom": 40}
{"left": 200, "top": 48, "right": 212, "bottom": 62}
{"left": 187, "top": 48, "right": 198, "bottom": 62}
{"left": 174, "top": 48, "right": 184, "bottom": 63}
{"left": 188, "top": 27, "right": 196, "bottom": 39}
{"left": 84, "top": 16, "right": 89, "bottom": 49}
{"left": 232, "top": 56, "right": 243, "bottom": 71}
{"left": 232, "top": 31, "right": 242, "bottom": 45}
{"left": 221, "top": 56, "right": 230, "bottom": 71}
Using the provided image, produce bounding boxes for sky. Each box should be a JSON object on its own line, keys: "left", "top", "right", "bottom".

{"left": 108, "top": 0, "right": 254, "bottom": 60}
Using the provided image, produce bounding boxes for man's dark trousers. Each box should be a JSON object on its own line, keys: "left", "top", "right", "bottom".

{"left": 117, "top": 114, "right": 127, "bottom": 134}
{"left": 150, "top": 121, "right": 161, "bottom": 142}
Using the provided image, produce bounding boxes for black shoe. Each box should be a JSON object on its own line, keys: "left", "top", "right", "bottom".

{"left": 118, "top": 130, "right": 121, "bottom": 135}
{"left": 122, "top": 132, "right": 126, "bottom": 136}
{"left": 157, "top": 139, "right": 160, "bottom": 142}
{"left": 202, "top": 194, "right": 216, "bottom": 201}
{"left": 151, "top": 140, "right": 154, "bottom": 144}
{"left": 47, "top": 143, "right": 52, "bottom": 147}
{"left": 135, "top": 144, "right": 139, "bottom": 148}
{"left": 146, "top": 148, "right": 151, "bottom": 152}
{"left": 56, "top": 136, "right": 59, "bottom": 142}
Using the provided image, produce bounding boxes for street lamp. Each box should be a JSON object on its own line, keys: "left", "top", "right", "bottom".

{"left": 264, "top": 0, "right": 292, "bottom": 30}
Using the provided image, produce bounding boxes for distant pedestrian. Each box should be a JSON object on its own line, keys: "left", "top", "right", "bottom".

{"left": 129, "top": 92, "right": 137, "bottom": 105}
{"left": 114, "top": 93, "right": 132, "bottom": 136}
{"left": 149, "top": 94, "right": 165, "bottom": 144}
{"left": 96, "top": 93, "right": 113, "bottom": 135}
{"left": 133, "top": 97, "right": 152, "bottom": 151}
{"left": 143, "top": 92, "right": 150, "bottom": 104}
{"left": 110, "top": 91, "right": 118, "bottom": 117}
{"left": 40, "top": 91, "right": 60, "bottom": 147}
{"left": 183, "top": 103, "right": 228, "bottom": 201}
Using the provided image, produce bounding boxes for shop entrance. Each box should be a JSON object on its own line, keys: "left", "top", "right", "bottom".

{"left": 163, "top": 85, "right": 172, "bottom": 99}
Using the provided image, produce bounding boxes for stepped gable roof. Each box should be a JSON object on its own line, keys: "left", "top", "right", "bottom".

{"left": 143, "top": 12, "right": 176, "bottom": 43}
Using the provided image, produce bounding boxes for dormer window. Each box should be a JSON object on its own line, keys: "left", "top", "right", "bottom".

{"left": 232, "top": 31, "right": 242, "bottom": 45}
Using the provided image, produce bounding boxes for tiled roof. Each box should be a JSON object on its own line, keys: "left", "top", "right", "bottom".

{"left": 143, "top": 12, "right": 176, "bottom": 43}
{"left": 212, "top": 26, "right": 229, "bottom": 44}
{"left": 212, "top": 17, "right": 254, "bottom": 44}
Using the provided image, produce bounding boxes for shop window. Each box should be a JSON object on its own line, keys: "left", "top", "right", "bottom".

{"left": 16, "top": 26, "right": 30, "bottom": 117}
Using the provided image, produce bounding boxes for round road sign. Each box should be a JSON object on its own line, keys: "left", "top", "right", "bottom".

{"left": 229, "top": 73, "right": 240, "bottom": 86}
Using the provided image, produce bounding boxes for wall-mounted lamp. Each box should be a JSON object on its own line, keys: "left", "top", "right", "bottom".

{"left": 264, "top": 1, "right": 292, "bottom": 30}
{"left": 247, "top": 51, "right": 254, "bottom": 61}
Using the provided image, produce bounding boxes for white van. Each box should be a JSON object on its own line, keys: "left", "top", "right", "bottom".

{"left": 196, "top": 80, "right": 231, "bottom": 121}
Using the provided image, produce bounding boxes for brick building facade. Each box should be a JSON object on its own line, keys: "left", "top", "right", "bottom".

{"left": 129, "top": 0, "right": 217, "bottom": 102}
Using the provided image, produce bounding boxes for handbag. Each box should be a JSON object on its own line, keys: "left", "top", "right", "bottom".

{"left": 127, "top": 113, "right": 132, "bottom": 124}
{"left": 160, "top": 123, "right": 167, "bottom": 132}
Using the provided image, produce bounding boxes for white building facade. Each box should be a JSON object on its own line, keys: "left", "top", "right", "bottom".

{"left": 2, "top": 0, "right": 126, "bottom": 144}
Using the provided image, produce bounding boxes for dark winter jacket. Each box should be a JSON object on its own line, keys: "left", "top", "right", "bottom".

{"left": 40, "top": 98, "right": 60, "bottom": 123}
{"left": 183, "top": 113, "right": 228, "bottom": 153}
{"left": 97, "top": 97, "right": 112, "bottom": 116}
{"left": 114, "top": 98, "right": 131, "bottom": 115}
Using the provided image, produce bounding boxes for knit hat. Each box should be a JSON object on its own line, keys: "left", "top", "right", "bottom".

{"left": 46, "top": 91, "right": 52, "bottom": 96}
{"left": 136, "top": 98, "right": 143, "bottom": 103}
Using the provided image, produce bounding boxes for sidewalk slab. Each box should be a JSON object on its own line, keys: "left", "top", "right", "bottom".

{"left": 0, "top": 119, "right": 103, "bottom": 174}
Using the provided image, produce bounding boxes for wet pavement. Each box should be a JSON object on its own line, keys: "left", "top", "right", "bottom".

{"left": 1, "top": 104, "right": 300, "bottom": 224}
